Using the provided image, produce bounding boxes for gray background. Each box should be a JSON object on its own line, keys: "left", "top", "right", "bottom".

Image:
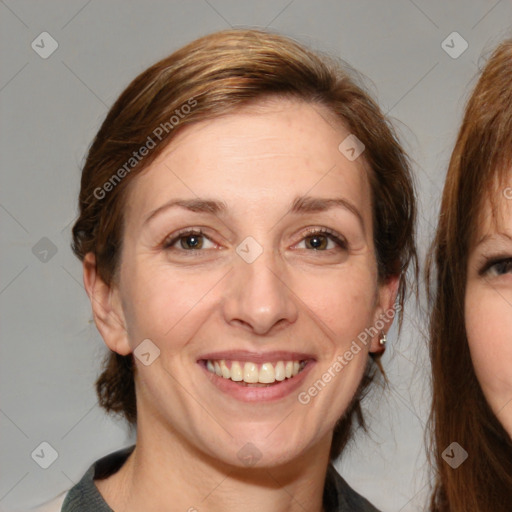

{"left": 1, "top": 1, "right": 511, "bottom": 511}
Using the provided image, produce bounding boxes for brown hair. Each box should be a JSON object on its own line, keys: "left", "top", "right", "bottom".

{"left": 427, "top": 39, "right": 512, "bottom": 511}
{"left": 71, "top": 28, "right": 417, "bottom": 460}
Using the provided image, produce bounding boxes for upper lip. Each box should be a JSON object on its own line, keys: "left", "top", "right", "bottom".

{"left": 198, "top": 350, "right": 315, "bottom": 364}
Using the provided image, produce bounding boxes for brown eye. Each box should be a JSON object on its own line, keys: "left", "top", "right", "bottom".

{"left": 305, "top": 234, "right": 329, "bottom": 250}
{"left": 163, "top": 229, "right": 214, "bottom": 251}
{"left": 179, "top": 234, "right": 204, "bottom": 250}
{"left": 297, "top": 228, "right": 347, "bottom": 251}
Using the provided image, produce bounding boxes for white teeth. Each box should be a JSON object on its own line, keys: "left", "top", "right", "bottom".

{"left": 205, "top": 358, "right": 307, "bottom": 384}
{"left": 258, "top": 363, "right": 275, "bottom": 383}
{"left": 230, "top": 361, "right": 243, "bottom": 381}
{"left": 244, "top": 362, "right": 259, "bottom": 383}
{"left": 275, "top": 361, "right": 285, "bottom": 381}
{"left": 220, "top": 360, "right": 230, "bottom": 379}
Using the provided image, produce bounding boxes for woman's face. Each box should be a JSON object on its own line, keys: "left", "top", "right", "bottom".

{"left": 94, "top": 98, "right": 397, "bottom": 467}
{"left": 466, "top": 176, "right": 512, "bottom": 437}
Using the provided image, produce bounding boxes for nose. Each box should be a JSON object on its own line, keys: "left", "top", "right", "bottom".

{"left": 221, "top": 246, "right": 299, "bottom": 336}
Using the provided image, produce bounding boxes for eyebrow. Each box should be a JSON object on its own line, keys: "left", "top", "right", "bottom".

{"left": 143, "top": 195, "right": 365, "bottom": 230}
{"left": 143, "top": 198, "right": 228, "bottom": 226}
{"left": 290, "top": 196, "right": 365, "bottom": 231}
{"left": 475, "top": 231, "right": 512, "bottom": 247}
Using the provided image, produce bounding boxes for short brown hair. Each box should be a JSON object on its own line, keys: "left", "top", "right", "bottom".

{"left": 427, "top": 39, "right": 512, "bottom": 511}
{"left": 71, "top": 28, "right": 417, "bottom": 460}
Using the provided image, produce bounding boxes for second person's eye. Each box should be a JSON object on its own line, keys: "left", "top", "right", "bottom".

{"left": 486, "top": 257, "right": 512, "bottom": 276}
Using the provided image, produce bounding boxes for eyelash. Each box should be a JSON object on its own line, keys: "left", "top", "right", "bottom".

{"left": 162, "top": 227, "right": 348, "bottom": 253}
{"left": 162, "top": 228, "right": 207, "bottom": 251}
{"left": 479, "top": 257, "right": 512, "bottom": 277}
{"left": 300, "top": 227, "right": 348, "bottom": 251}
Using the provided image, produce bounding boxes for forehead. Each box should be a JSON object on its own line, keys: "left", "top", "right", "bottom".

{"left": 124, "top": 98, "right": 372, "bottom": 223}
{"left": 472, "top": 172, "right": 512, "bottom": 244}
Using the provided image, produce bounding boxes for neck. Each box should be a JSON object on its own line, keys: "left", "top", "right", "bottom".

{"left": 95, "top": 417, "right": 331, "bottom": 512}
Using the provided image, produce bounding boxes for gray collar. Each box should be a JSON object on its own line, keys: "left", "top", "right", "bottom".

{"left": 61, "top": 445, "right": 380, "bottom": 512}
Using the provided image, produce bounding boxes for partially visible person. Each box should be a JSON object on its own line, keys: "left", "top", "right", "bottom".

{"left": 428, "top": 39, "right": 512, "bottom": 511}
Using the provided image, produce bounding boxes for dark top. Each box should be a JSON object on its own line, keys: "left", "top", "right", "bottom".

{"left": 61, "top": 445, "right": 380, "bottom": 511}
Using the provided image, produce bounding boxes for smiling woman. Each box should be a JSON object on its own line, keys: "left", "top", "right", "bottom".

{"left": 34, "top": 28, "right": 417, "bottom": 512}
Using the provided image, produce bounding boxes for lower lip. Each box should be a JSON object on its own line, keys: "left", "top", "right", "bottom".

{"left": 199, "top": 361, "right": 315, "bottom": 402}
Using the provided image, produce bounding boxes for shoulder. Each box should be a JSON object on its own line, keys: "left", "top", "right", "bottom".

{"left": 28, "top": 491, "right": 68, "bottom": 512}
{"left": 31, "top": 445, "right": 136, "bottom": 512}
{"left": 326, "top": 464, "right": 381, "bottom": 512}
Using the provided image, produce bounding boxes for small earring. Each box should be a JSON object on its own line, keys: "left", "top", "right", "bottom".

{"left": 379, "top": 332, "right": 387, "bottom": 347}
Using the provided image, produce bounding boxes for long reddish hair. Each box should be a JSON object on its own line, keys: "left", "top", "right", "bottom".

{"left": 428, "top": 39, "right": 512, "bottom": 511}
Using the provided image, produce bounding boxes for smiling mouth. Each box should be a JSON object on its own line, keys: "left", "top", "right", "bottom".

{"left": 202, "top": 359, "right": 308, "bottom": 387}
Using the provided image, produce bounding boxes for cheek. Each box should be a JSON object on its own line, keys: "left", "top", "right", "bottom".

{"left": 120, "top": 260, "right": 227, "bottom": 351}
{"left": 465, "top": 286, "right": 512, "bottom": 400}
{"left": 121, "top": 251, "right": 378, "bottom": 359}
{"left": 291, "top": 267, "right": 377, "bottom": 346}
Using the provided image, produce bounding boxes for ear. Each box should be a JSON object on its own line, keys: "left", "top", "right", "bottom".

{"left": 369, "top": 274, "right": 400, "bottom": 354}
{"left": 82, "top": 252, "right": 132, "bottom": 356}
